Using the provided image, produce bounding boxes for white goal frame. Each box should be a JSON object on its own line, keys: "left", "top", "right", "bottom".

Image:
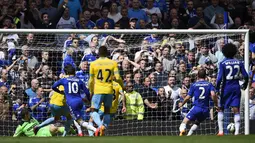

{"left": 0, "top": 29, "right": 250, "bottom": 135}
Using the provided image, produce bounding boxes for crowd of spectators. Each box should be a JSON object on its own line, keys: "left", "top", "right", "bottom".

{"left": 1, "top": 0, "right": 255, "bottom": 134}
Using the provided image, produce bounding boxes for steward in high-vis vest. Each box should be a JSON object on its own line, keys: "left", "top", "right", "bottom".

{"left": 124, "top": 82, "right": 144, "bottom": 120}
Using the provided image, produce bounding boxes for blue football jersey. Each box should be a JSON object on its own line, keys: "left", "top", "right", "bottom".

{"left": 216, "top": 58, "right": 248, "bottom": 90}
{"left": 188, "top": 80, "right": 215, "bottom": 108}
{"left": 52, "top": 76, "right": 90, "bottom": 106}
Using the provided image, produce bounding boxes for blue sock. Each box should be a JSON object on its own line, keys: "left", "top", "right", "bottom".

{"left": 88, "top": 121, "right": 94, "bottom": 136}
{"left": 103, "top": 114, "right": 111, "bottom": 128}
{"left": 38, "top": 117, "right": 55, "bottom": 128}
{"left": 63, "top": 119, "right": 72, "bottom": 137}
{"left": 91, "top": 112, "right": 102, "bottom": 127}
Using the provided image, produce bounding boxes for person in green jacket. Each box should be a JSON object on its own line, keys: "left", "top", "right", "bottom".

{"left": 13, "top": 108, "right": 66, "bottom": 137}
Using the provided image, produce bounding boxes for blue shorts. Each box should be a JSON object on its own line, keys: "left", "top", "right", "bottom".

{"left": 186, "top": 106, "right": 209, "bottom": 122}
{"left": 50, "top": 104, "right": 69, "bottom": 117}
{"left": 67, "top": 99, "right": 84, "bottom": 120}
{"left": 91, "top": 94, "right": 113, "bottom": 109}
{"left": 220, "top": 89, "right": 241, "bottom": 109}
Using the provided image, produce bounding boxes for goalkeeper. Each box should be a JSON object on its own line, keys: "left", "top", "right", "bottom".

{"left": 13, "top": 108, "right": 65, "bottom": 137}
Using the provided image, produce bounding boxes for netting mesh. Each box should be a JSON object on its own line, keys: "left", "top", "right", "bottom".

{"left": 0, "top": 31, "right": 247, "bottom": 136}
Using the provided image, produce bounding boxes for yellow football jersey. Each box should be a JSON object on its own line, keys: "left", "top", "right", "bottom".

{"left": 89, "top": 57, "right": 122, "bottom": 94}
{"left": 100, "top": 81, "right": 123, "bottom": 114}
{"left": 50, "top": 85, "right": 66, "bottom": 106}
{"left": 50, "top": 75, "right": 69, "bottom": 106}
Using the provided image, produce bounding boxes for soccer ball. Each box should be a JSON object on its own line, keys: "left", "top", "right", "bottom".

{"left": 227, "top": 123, "right": 235, "bottom": 133}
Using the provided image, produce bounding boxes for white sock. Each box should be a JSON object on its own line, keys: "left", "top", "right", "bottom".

{"left": 187, "top": 124, "right": 198, "bottom": 136}
{"left": 179, "top": 123, "right": 186, "bottom": 132}
{"left": 218, "top": 112, "right": 224, "bottom": 133}
{"left": 81, "top": 121, "right": 97, "bottom": 132}
{"left": 74, "top": 120, "right": 82, "bottom": 134}
{"left": 234, "top": 114, "right": 240, "bottom": 135}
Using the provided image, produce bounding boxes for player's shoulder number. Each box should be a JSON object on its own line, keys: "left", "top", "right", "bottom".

{"left": 97, "top": 68, "right": 112, "bottom": 82}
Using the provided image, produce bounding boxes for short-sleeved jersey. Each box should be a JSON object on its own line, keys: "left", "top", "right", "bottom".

{"left": 188, "top": 80, "right": 215, "bottom": 108}
{"left": 52, "top": 76, "right": 90, "bottom": 106}
{"left": 89, "top": 57, "right": 121, "bottom": 94}
{"left": 100, "top": 81, "right": 123, "bottom": 114}
{"left": 50, "top": 85, "right": 66, "bottom": 106}
{"left": 13, "top": 118, "right": 39, "bottom": 137}
{"left": 216, "top": 58, "right": 248, "bottom": 90}
{"left": 29, "top": 97, "right": 48, "bottom": 121}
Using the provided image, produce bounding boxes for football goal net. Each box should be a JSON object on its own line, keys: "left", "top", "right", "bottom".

{"left": 0, "top": 29, "right": 250, "bottom": 136}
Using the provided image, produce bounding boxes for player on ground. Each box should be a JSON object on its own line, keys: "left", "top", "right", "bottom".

{"left": 52, "top": 64, "right": 99, "bottom": 136}
{"left": 216, "top": 43, "right": 249, "bottom": 136}
{"left": 13, "top": 108, "right": 65, "bottom": 137}
{"left": 88, "top": 46, "right": 124, "bottom": 136}
{"left": 179, "top": 69, "right": 218, "bottom": 136}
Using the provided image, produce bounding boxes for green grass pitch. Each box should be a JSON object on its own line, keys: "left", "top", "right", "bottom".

{"left": 1, "top": 135, "right": 255, "bottom": 143}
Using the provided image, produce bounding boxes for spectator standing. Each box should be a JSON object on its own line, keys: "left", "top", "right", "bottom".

{"left": 58, "top": 0, "right": 82, "bottom": 21}
{"left": 163, "top": 76, "right": 181, "bottom": 100}
{"left": 188, "top": 6, "right": 211, "bottom": 29}
{"left": 128, "top": 0, "right": 148, "bottom": 28}
{"left": 117, "top": 7, "right": 130, "bottom": 29}
{"left": 76, "top": 10, "right": 96, "bottom": 29}
{"left": 143, "top": 0, "right": 162, "bottom": 23}
{"left": 108, "top": 2, "right": 122, "bottom": 23}
{"left": 56, "top": 8, "right": 76, "bottom": 45}
{"left": 197, "top": 46, "right": 218, "bottom": 65}
{"left": 13, "top": 70, "right": 29, "bottom": 91}
{"left": 210, "top": 13, "right": 234, "bottom": 29}
{"left": 153, "top": 0, "right": 168, "bottom": 21}
{"left": 146, "top": 13, "right": 165, "bottom": 29}
{"left": 155, "top": 87, "right": 172, "bottom": 120}
{"left": 124, "top": 82, "right": 144, "bottom": 120}
{"left": 0, "top": 94, "right": 9, "bottom": 121}
{"left": 37, "top": 65, "right": 54, "bottom": 93}
{"left": 84, "top": 0, "right": 101, "bottom": 23}
{"left": 203, "top": 0, "right": 224, "bottom": 20}
{"left": 40, "top": 0, "right": 58, "bottom": 20}
{"left": 161, "top": 45, "right": 177, "bottom": 72}
{"left": 0, "top": 69, "right": 8, "bottom": 88}
{"left": 21, "top": 45, "right": 38, "bottom": 70}
{"left": 96, "top": 8, "right": 115, "bottom": 29}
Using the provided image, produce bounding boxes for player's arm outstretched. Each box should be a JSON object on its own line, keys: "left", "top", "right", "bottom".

{"left": 52, "top": 79, "right": 64, "bottom": 95}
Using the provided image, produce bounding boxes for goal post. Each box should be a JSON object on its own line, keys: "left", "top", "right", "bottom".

{"left": 0, "top": 29, "right": 250, "bottom": 136}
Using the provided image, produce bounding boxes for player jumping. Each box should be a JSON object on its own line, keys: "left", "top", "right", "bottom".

{"left": 52, "top": 64, "right": 99, "bottom": 136}
{"left": 216, "top": 43, "right": 249, "bottom": 136}
{"left": 88, "top": 46, "right": 124, "bottom": 136}
{"left": 179, "top": 69, "right": 218, "bottom": 136}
